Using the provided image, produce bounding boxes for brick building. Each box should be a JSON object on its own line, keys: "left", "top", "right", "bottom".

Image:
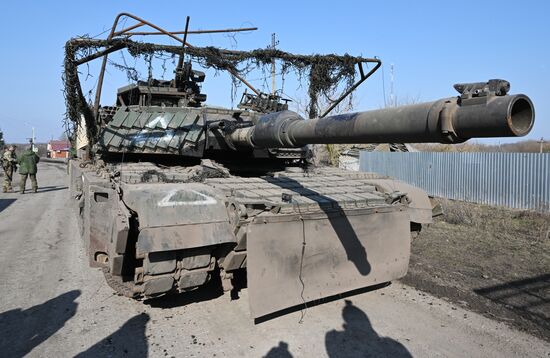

{"left": 47, "top": 140, "right": 71, "bottom": 159}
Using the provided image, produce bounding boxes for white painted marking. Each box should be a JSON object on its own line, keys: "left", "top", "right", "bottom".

{"left": 159, "top": 129, "right": 176, "bottom": 144}
{"left": 146, "top": 115, "right": 168, "bottom": 129}
{"left": 157, "top": 189, "right": 217, "bottom": 207}
{"left": 131, "top": 130, "right": 148, "bottom": 143}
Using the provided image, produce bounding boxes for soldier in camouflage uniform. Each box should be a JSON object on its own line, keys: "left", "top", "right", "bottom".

{"left": 2, "top": 145, "right": 17, "bottom": 193}
{"left": 18, "top": 146, "right": 39, "bottom": 194}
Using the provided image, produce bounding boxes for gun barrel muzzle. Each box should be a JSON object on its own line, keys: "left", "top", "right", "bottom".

{"left": 231, "top": 91, "right": 534, "bottom": 148}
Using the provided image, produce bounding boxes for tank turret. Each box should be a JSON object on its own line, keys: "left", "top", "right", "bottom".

{"left": 97, "top": 79, "right": 533, "bottom": 163}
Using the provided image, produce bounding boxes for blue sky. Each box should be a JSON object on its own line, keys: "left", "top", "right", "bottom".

{"left": 0, "top": 0, "right": 548, "bottom": 144}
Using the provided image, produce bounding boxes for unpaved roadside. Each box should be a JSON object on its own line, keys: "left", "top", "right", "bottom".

{"left": 402, "top": 199, "right": 550, "bottom": 342}
{"left": 0, "top": 164, "right": 548, "bottom": 357}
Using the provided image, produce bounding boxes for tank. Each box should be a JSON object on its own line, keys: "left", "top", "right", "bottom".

{"left": 67, "top": 14, "right": 535, "bottom": 319}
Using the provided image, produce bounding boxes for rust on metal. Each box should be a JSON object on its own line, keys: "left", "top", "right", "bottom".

{"left": 125, "top": 27, "right": 258, "bottom": 36}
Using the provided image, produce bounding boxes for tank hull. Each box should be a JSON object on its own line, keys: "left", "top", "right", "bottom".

{"left": 69, "top": 159, "right": 432, "bottom": 318}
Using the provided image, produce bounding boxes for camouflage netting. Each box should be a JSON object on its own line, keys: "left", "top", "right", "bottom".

{"left": 63, "top": 37, "right": 376, "bottom": 145}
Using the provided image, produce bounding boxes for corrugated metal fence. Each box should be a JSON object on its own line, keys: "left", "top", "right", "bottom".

{"left": 359, "top": 152, "right": 550, "bottom": 212}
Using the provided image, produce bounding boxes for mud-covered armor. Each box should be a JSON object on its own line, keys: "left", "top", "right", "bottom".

{"left": 67, "top": 15, "right": 534, "bottom": 319}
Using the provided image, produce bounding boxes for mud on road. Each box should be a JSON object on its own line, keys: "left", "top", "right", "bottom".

{"left": 402, "top": 199, "right": 550, "bottom": 341}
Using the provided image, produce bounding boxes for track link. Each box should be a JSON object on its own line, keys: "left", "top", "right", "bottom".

{"left": 102, "top": 267, "right": 138, "bottom": 298}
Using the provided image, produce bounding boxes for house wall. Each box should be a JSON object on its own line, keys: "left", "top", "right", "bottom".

{"left": 49, "top": 150, "right": 69, "bottom": 159}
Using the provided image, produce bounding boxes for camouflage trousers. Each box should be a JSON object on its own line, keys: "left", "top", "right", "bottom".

{"left": 20, "top": 173, "right": 38, "bottom": 193}
{"left": 2, "top": 167, "right": 13, "bottom": 192}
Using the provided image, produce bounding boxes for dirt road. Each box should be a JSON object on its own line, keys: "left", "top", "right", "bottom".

{"left": 0, "top": 163, "right": 548, "bottom": 357}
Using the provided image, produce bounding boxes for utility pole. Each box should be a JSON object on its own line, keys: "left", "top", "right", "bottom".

{"left": 24, "top": 121, "right": 36, "bottom": 152}
{"left": 269, "top": 33, "right": 279, "bottom": 95}
{"left": 537, "top": 137, "right": 544, "bottom": 153}
{"left": 389, "top": 63, "right": 395, "bottom": 107}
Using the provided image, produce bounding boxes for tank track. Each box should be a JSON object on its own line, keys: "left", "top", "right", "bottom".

{"left": 102, "top": 267, "right": 138, "bottom": 298}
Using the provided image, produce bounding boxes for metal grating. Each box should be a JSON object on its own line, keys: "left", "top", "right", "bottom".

{"left": 359, "top": 152, "right": 550, "bottom": 212}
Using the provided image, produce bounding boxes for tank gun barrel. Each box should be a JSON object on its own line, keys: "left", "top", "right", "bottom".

{"left": 230, "top": 80, "right": 534, "bottom": 147}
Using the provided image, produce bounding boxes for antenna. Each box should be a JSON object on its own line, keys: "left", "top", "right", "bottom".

{"left": 268, "top": 33, "right": 279, "bottom": 95}
{"left": 176, "top": 16, "right": 191, "bottom": 70}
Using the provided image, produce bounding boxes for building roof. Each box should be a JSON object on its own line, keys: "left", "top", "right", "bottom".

{"left": 48, "top": 140, "right": 70, "bottom": 151}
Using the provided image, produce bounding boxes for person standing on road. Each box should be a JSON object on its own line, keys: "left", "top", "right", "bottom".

{"left": 2, "top": 145, "right": 17, "bottom": 193}
{"left": 18, "top": 146, "right": 39, "bottom": 194}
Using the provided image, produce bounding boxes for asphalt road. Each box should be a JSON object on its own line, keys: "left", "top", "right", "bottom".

{"left": 0, "top": 163, "right": 548, "bottom": 357}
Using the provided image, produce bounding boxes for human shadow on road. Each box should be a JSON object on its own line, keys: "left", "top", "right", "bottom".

{"left": 76, "top": 313, "right": 150, "bottom": 357}
{"left": 0, "top": 198, "right": 16, "bottom": 213}
{"left": 0, "top": 290, "right": 80, "bottom": 358}
{"left": 325, "top": 300, "right": 412, "bottom": 358}
{"left": 264, "top": 341, "right": 293, "bottom": 358}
